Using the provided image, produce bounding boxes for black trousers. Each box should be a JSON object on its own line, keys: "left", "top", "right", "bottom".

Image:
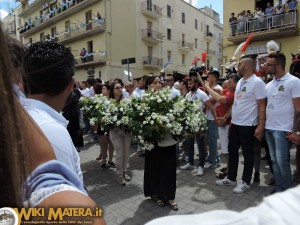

{"left": 228, "top": 124, "right": 256, "bottom": 184}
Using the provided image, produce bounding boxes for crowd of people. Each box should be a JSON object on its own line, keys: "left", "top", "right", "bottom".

{"left": 229, "top": 0, "right": 298, "bottom": 35}
{"left": 2, "top": 17, "right": 300, "bottom": 223}
{"left": 18, "top": 0, "right": 96, "bottom": 35}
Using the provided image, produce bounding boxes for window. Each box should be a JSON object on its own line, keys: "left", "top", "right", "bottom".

{"left": 195, "top": 39, "right": 198, "bottom": 49}
{"left": 147, "top": 21, "right": 152, "bottom": 37}
{"left": 86, "top": 10, "right": 92, "bottom": 30}
{"left": 219, "top": 47, "right": 222, "bottom": 54}
{"left": 40, "top": 32, "right": 44, "bottom": 41}
{"left": 167, "top": 5, "right": 171, "bottom": 18}
{"left": 29, "top": 37, "right": 32, "bottom": 44}
{"left": 207, "top": 59, "right": 210, "bottom": 68}
{"left": 195, "top": 19, "right": 198, "bottom": 29}
{"left": 201, "top": 22, "right": 203, "bottom": 32}
{"left": 182, "top": 54, "right": 185, "bottom": 65}
{"left": 51, "top": 26, "right": 57, "bottom": 41}
{"left": 182, "top": 12, "right": 185, "bottom": 24}
{"left": 167, "top": 28, "right": 171, "bottom": 40}
{"left": 87, "top": 41, "right": 93, "bottom": 62}
{"left": 167, "top": 51, "right": 171, "bottom": 63}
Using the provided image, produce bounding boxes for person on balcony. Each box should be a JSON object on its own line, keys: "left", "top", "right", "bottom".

{"left": 229, "top": 12, "right": 238, "bottom": 36}
{"left": 254, "top": 7, "right": 265, "bottom": 30}
{"left": 265, "top": 2, "right": 274, "bottom": 28}
{"left": 237, "top": 10, "right": 247, "bottom": 34}
{"left": 273, "top": 0, "right": 285, "bottom": 27}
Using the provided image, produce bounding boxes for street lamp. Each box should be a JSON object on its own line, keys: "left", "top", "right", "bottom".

{"left": 160, "top": 34, "right": 165, "bottom": 70}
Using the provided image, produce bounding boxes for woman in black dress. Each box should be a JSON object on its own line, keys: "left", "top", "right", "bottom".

{"left": 143, "top": 76, "right": 178, "bottom": 210}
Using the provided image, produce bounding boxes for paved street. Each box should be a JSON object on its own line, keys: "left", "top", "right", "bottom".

{"left": 79, "top": 134, "right": 296, "bottom": 225}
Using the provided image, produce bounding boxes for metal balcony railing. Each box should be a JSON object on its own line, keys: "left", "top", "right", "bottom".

{"left": 141, "top": 1, "right": 162, "bottom": 18}
{"left": 142, "top": 56, "right": 161, "bottom": 67}
{"left": 178, "top": 41, "right": 193, "bottom": 50}
{"left": 228, "top": 11, "right": 298, "bottom": 36}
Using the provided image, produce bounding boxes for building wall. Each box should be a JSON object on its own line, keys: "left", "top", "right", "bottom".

{"left": 223, "top": 0, "right": 300, "bottom": 72}
{"left": 17, "top": 0, "right": 223, "bottom": 82}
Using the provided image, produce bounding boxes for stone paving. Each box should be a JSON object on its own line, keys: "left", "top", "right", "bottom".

{"left": 79, "top": 134, "right": 296, "bottom": 225}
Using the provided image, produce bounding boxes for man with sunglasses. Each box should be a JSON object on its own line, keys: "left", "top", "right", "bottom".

{"left": 265, "top": 52, "right": 300, "bottom": 194}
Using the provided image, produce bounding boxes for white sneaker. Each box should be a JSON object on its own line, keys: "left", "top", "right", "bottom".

{"left": 216, "top": 177, "right": 237, "bottom": 186}
{"left": 123, "top": 172, "right": 131, "bottom": 182}
{"left": 233, "top": 180, "right": 250, "bottom": 194}
{"left": 117, "top": 175, "right": 126, "bottom": 186}
{"left": 180, "top": 163, "right": 194, "bottom": 170}
{"left": 204, "top": 162, "right": 217, "bottom": 169}
{"left": 197, "top": 166, "right": 204, "bottom": 176}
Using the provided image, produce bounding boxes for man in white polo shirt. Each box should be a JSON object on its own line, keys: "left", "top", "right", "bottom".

{"left": 216, "top": 56, "right": 266, "bottom": 194}
{"left": 21, "top": 42, "right": 85, "bottom": 193}
{"left": 265, "top": 52, "right": 300, "bottom": 193}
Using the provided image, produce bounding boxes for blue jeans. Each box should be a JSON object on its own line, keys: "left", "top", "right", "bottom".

{"left": 185, "top": 133, "right": 205, "bottom": 167}
{"left": 265, "top": 129, "right": 293, "bottom": 192}
{"left": 207, "top": 120, "right": 218, "bottom": 165}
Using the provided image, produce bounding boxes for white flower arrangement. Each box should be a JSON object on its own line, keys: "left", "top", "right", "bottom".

{"left": 125, "top": 88, "right": 207, "bottom": 150}
{"left": 80, "top": 89, "right": 207, "bottom": 150}
{"left": 79, "top": 95, "right": 129, "bottom": 131}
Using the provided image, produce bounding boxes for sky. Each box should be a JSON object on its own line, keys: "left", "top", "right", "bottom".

{"left": 0, "top": 0, "right": 19, "bottom": 19}
{"left": 197, "top": 0, "right": 224, "bottom": 24}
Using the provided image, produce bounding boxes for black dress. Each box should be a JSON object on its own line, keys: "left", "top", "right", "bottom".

{"left": 62, "top": 90, "right": 84, "bottom": 148}
{"left": 144, "top": 144, "right": 177, "bottom": 202}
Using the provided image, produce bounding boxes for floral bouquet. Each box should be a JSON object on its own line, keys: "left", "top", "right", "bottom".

{"left": 126, "top": 88, "right": 207, "bottom": 150}
{"left": 170, "top": 98, "right": 207, "bottom": 138}
{"left": 100, "top": 98, "right": 130, "bottom": 131}
{"left": 79, "top": 94, "right": 108, "bottom": 125}
{"left": 79, "top": 95, "right": 130, "bottom": 132}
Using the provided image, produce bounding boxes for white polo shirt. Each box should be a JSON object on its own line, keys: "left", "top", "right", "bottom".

{"left": 266, "top": 73, "right": 300, "bottom": 132}
{"left": 232, "top": 74, "right": 266, "bottom": 126}
{"left": 21, "top": 98, "right": 84, "bottom": 185}
{"left": 170, "top": 86, "right": 181, "bottom": 99}
{"left": 186, "top": 89, "right": 209, "bottom": 111}
{"left": 206, "top": 84, "right": 222, "bottom": 120}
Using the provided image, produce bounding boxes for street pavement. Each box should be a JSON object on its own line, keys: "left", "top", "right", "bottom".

{"left": 79, "top": 134, "right": 296, "bottom": 225}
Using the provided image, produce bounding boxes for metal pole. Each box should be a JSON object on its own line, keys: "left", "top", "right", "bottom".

{"left": 127, "top": 58, "right": 130, "bottom": 81}
{"left": 161, "top": 40, "right": 163, "bottom": 70}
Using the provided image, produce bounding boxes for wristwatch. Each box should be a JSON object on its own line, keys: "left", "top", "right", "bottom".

{"left": 296, "top": 131, "right": 300, "bottom": 136}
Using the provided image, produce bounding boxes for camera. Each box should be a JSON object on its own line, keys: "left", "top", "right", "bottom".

{"left": 189, "top": 66, "right": 205, "bottom": 76}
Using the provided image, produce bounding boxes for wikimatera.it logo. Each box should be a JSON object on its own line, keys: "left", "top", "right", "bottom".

{"left": 0, "top": 207, "right": 103, "bottom": 224}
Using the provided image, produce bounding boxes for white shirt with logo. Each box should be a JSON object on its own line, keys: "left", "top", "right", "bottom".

{"left": 206, "top": 84, "right": 222, "bottom": 120}
{"left": 232, "top": 74, "right": 266, "bottom": 126}
{"left": 266, "top": 73, "right": 300, "bottom": 132}
{"left": 186, "top": 89, "right": 209, "bottom": 111}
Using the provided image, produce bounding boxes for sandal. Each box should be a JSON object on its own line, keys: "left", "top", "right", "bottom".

{"left": 220, "top": 167, "right": 227, "bottom": 173}
{"left": 156, "top": 199, "right": 165, "bottom": 207}
{"left": 216, "top": 172, "right": 228, "bottom": 179}
{"left": 96, "top": 156, "right": 103, "bottom": 160}
{"left": 151, "top": 195, "right": 157, "bottom": 202}
{"left": 168, "top": 200, "right": 178, "bottom": 211}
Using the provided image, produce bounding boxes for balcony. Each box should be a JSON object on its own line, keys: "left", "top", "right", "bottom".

{"left": 218, "top": 36, "right": 223, "bottom": 45}
{"left": 141, "top": 2, "right": 162, "bottom": 19}
{"left": 178, "top": 41, "right": 193, "bottom": 51}
{"left": 142, "top": 56, "right": 161, "bottom": 68}
{"left": 75, "top": 53, "right": 107, "bottom": 69}
{"left": 141, "top": 29, "right": 164, "bottom": 43}
{"left": 19, "top": 0, "right": 99, "bottom": 38}
{"left": 228, "top": 11, "right": 299, "bottom": 44}
{"left": 58, "top": 21, "right": 105, "bottom": 45}
{"left": 18, "top": 0, "right": 48, "bottom": 17}
{"left": 204, "top": 32, "right": 214, "bottom": 41}
{"left": 207, "top": 49, "right": 216, "bottom": 57}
